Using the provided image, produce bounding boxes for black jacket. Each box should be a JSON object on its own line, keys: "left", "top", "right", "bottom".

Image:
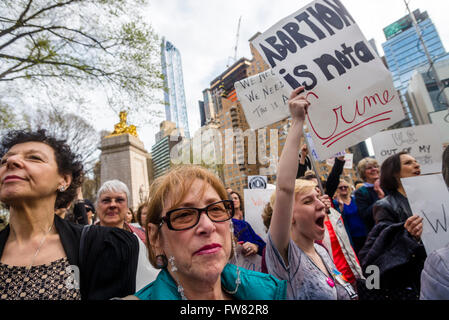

{"left": 0, "top": 215, "right": 139, "bottom": 300}
{"left": 358, "top": 191, "right": 427, "bottom": 299}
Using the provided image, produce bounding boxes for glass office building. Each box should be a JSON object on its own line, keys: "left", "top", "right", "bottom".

{"left": 161, "top": 38, "right": 190, "bottom": 138}
{"left": 382, "top": 9, "right": 448, "bottom": 127}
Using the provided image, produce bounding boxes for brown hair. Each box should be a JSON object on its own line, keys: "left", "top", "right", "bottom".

{"left": 144, "top": 165, "right": 229, "bottom": 268}
{"left": 136, "top": 202, "right": 148, "bottom": 226}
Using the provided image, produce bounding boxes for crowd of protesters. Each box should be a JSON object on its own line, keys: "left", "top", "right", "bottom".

{"left": 0, "top": 87, "right": 448, "bottom": 300}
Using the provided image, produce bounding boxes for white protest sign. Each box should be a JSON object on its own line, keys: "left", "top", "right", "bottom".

{"left": 252, "top": 0, "right": 405, "bottom": 161}
{"left": 229, "top": 245, "right": 262, "bottom": 272}
{"left": 305, "top": 132, "right": 345, "bottom": 161}
{"left": 429, "top": 110, "right": 449, "bottom": 145}
{"left": 371, "top": 124, "right": 443, "bottom": 174}
{"left": 401, "top": 174, "right": 449, "bottom": 255}
{"left": 235, "top": 69, "right": 291, "bottom": 130}
{"left": 326, "top": 153, "right": 353, "bottom": 169}
{"left": 244, "top": 189, "right": 274, "bottom": 242}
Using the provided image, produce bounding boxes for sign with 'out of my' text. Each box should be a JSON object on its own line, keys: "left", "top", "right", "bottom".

{"left": 371, "top": 124, "right": 444, "bottom": 174}
{"left": 235, "top": 69, "right": 291, "bottom": 130}
{"left": 401, "top": 174, "right": 449, "bottom": 255}
{"left": 251, "top": 0, "right": 405, "bottom": 160}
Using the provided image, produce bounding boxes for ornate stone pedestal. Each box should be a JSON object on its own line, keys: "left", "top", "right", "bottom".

{"left": 100, "top": 133, "right": 151, "bottom": 210}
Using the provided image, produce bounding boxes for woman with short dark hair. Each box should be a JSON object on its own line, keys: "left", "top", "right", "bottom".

{"left": 0, "top": 129, "right": 139, "bottom": 300}
{"left": 358, "top": 152, "right": 427, "bottom": 300}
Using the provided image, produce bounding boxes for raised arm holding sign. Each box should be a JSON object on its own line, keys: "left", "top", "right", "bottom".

{"left": 251, "top": 0, "right": 405, "bottom": 160}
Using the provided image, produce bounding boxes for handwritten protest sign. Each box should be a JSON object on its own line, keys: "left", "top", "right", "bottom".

{"left": 371, "top": 124, "right": 443, "bottom": 174}
{"left": 251, "top": 0, "right": 404, "bottom": 160}
{"left": 235, "top": 69, "right": 291, "bottom": 130}
{"left": 326, "top": 153, "right": 353, "bottom": 169}
{"left": 244, "top": 189, "right": 274, "bottom": 242}
{"left": 401, "top": 174, "right": 449, "bottom": 255}
{"left": 429, "top": 110, "right": 449, "bottom": 145}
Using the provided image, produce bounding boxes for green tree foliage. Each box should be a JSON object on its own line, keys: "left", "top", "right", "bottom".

{"left": 0, "top": 103, "right": 18, "bottom": 130}
{"left": 0, "top": 0, "right": 164, "bottom": 124}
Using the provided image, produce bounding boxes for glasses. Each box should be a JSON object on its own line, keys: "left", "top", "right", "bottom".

{"left": 365, "top": 165, "right": 379, "bottom": 171}
{"left": 159, "top": 200, "right": 234, "bottom": 231}
{"left": 338, "top": 186, "right": 349, "bottom": 190}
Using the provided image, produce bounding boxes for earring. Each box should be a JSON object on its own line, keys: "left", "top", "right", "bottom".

{"left": 58, "top": 185, "right": 66, "bottom": 192}
{"left": 155, "top": 254, "right": 168, "bottom": 269}
{"left": 224, "top": 220, "right": 241, "bottom": 296}
{"left": 168, "top": 256, "right": 187, "bottom": 300}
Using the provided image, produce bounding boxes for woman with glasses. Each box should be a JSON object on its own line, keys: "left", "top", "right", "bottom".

{"left": 333, "top": 179, "right": 367, "bottom": 255}
{"left": 132, "top": 165, "right": 286, "bottom": 300}
{"left": 354, "top": 158, "right": 385, "bottom": 234}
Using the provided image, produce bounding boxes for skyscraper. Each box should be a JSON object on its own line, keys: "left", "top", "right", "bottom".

{"left": 382, "top": 9, "right": 448, "bottom": 127}
{"left": 161, "top": 37, "right": 190, "bottom": 138}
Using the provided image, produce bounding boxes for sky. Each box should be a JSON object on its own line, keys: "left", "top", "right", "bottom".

{"left": 130, "top": 0, "right": 449, "bottom": 151}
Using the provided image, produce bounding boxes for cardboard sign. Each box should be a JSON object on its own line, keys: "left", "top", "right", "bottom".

{"left": 401, "top": 174, "right": 449, "bottom": 255}
{"left": 371, "top": 124, "right": 443, "bottom": 174}
{"left": 235, "top": 69, "right": 291, "bottom": 130}
{"left": 326, "top": 153, "right": 353, "bottom": 169}
{"left": 251, "top": 0, "right": 405, "bottom": 160}
{"left": 243, "top": 189, "right": 274, "bottom": 242}
{"left": 248, "top": 175, "right": 268, "bottom": 189}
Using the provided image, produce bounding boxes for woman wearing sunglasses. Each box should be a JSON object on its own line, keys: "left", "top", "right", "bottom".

{"left": 132, "top": 165, "right": 286, "bottom": 300}
{"left": 333, "top": 179, "right": 367, "bottom": 255}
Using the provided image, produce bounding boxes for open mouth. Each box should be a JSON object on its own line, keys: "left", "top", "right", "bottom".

{"left": 315, "top": 216, "right": 325, "bottom": 229}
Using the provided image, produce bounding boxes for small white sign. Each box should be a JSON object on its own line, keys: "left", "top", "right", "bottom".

{"left": 371, "top": 124, "right": 444, "bottom": 174}
{"left": 235, "top": 69, "right": 291, "bottom": 130}
{"left": 243, "top": 189, "right": 274, "bottom": 242}
{"left": 401, "top": 174, "right": 449, "bottom": 255}
{"left": 326, "top": 153, "right": 353, "bottom": 169}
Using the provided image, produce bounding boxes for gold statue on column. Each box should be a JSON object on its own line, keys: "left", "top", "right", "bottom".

{"left": 107, "top": 111, "right": 138, "bottom": 138}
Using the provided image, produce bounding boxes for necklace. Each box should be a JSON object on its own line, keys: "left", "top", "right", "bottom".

{"left": 14, "top": 223, "right": 54, "bottom": 300}
{"left": 306, "top": 251, "right": 335, "bottom": 288}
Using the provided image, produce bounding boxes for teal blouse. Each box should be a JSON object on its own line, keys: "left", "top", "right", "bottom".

{"left": 135, "top": 263, "right": 286, "bottom": 300}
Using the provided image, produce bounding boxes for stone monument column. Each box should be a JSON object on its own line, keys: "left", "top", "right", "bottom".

{"left": 99, "top": 112, "right": 151, "bottom": 210}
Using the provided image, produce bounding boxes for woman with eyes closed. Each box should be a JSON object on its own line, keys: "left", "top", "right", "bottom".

{"left": 265, "top": 86, "right": 356, "bottom": 300}
{"left": 0, "top": 129, "right": 139, "bottom": 300}
{"left": 132, "top": 165, "right": 286, "bottom": 300}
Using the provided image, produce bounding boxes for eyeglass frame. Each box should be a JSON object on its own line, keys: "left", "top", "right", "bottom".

{"left": 158, "top": 200, "right": 235, "bottom": 231}
{"left": 338, "top": 186, "right": 349, "bottom": 190}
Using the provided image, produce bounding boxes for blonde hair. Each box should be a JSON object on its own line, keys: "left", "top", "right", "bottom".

{"left": 338, "top": 178, "right": 354, "bottom": 193}
{"left": 357, "top": 157, "right": 379, "bottom": 181}
{"left": 261, "top": 179, "right": 317, "bottom": 231}
{"left": 144, "top": 165, "right": 228, "bottom": 268}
